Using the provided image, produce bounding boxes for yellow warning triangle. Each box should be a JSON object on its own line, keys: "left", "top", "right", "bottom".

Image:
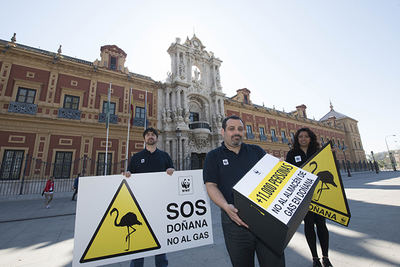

{"left": 80, "top": 180, "right": 160, "bottom": 263}
{"left": 301, "top": 142, "right": 351, "bottom": 226}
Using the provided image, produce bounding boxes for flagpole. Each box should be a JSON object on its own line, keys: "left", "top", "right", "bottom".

{"left": 105, "top": 82, "right": 111, "bottom": 175}
{"left": 144, "top": 90, "right": 147, "bottom": 130}
{"left": 125, "top": 87, "right": 133, "bottom": 171}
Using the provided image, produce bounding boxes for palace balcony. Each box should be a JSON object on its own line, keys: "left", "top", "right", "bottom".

{"left": 260, "top": 135, "right": 267, "bottom": 141}
{"left": 246, "top": 132, "right": 255, "bottom": 140}
{"left": 98, "top": 113, "right": 118, "bottom": 124}
{"left": 8, "top": 102, "right": 37, "bottom": 115}
{"left": 58, "top": 108, "right": 81, "bottom": 120}
{"left": 189, "top": 121, "right": 211, "bottom": 132}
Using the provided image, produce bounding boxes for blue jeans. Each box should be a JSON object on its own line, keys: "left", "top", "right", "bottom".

{"left": 130, "top": 254, "right": 168, "bottom": 267}
{"left": 221, "top": 210, "right": 285, "bottom": 267}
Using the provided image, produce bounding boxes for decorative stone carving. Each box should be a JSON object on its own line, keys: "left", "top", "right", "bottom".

{"left": 215, "top": 67, "right": 221, "bottom": 87}
{"left": 167, "top": 71, "right": 173, "bottom": 82}
{"left": 166, "top": 110, "right": 172, "bottom": 122}
{"left": 188, "top": 134, "right": 210, "bottom": 152}
{"left": 179, "top": 55, "right": 186, "bottom": 80}
{"left": 161, "top": 35, "right": 225, "bottom": 167}
{"left": 192, "top": 66, "right": 201, "bottom": 82}
{"left": 162, "top": 109, "right": 167, "bottom": 123}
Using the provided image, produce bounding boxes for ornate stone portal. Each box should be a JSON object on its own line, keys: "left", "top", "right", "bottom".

{"left": 157, "top": 35, "right": 225, "bottom": 169}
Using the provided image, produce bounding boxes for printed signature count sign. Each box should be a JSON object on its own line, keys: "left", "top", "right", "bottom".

{"left": 233, "top": 154, "right": 319, "bottom": 255}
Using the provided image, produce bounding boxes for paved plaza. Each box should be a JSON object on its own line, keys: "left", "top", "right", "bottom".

{"left": 0, "top": 171, "right": 399, "bottom": 267}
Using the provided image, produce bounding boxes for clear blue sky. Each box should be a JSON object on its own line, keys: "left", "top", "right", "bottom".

{"left": 2, "top": 0, "right": 399, "bottom": 154}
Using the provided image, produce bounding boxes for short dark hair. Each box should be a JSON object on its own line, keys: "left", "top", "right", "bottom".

{"left": 222, "top": 115, "right": 244, "bottom": 130}
{"left": 143, "top": 127, "right": 159, "bottom": 138}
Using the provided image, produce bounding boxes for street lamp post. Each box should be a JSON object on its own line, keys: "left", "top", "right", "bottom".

{"left": 371, "top": 151, "right": 379, "bottom": 174}
{"left": 176, "top": 128, "right": 182, "bottom": 171}
{"left": 341, "top": 145, "right": 351, "bottom": 177}
{"left": 385, "top": 135, "right": 397, "bottom": 171}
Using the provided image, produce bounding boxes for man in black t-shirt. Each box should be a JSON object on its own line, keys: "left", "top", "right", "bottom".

{"left": 124, "top": 127, "right": 174, "bottom": 267}
{"left": 203, "top": 115, "right": 285, "bottom": 267}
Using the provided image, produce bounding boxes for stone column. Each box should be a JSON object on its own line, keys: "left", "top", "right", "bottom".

{"left": 171, "top": 90, "right": 176, "bottom": 112}
{"left": 165, "top": 89, "right": 170, "bottom": 110}
{"left": 204, "top": 103, "right": 210, "bottom": 122}
{"left": 176, "top": 88, "right": 181, "bottom": 109}
{"left": 165, "top": 138, "right": 170, "bottom": 156}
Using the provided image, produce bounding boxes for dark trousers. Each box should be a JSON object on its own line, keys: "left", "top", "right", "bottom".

{"left": 221, "top": 211, "right": 285, "bottom": 267}
{"left": 304, "top": 211, "right": 329, "bottom": 258}
{"left": 130, "top": 254, "right": 168, "bottom": 267}
{"left": 72, "top": 188, "right": 78, "bottom": 200}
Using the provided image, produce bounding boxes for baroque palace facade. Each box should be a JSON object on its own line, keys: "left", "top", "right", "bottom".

{"left": 0, "top": 34, "right": 366, "bottom": 185}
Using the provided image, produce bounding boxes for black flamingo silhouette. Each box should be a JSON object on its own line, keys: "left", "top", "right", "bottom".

{"left": 309, "top": 161, "right": 337, "bottom": 201}
{"left": 110, "top": 208, "right": 142, "bottom": 251}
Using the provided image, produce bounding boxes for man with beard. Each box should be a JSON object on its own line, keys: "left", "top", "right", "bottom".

{"left": 203, "top": 115, "right": 285, "bottom": 267}
{"left": 124, "top": 127, "right": 174, "bottom": 267}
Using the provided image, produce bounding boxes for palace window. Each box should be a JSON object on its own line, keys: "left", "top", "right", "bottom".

{"left": 290, "top": 132, "right": 295, "bottom": 142}
{"left": 281, "top": 130, "right": 289, "bottom": 143}
{"left": 189, "top": 112, "right": 199, "bottom": 122}
{"left": 135, "top": 106, "right": 146, "bottom": 119}
{"left": 63, "top": 95, "right": 80, "bottom": 110}
{"left": 53, "top": 151, "right": 72, "bottom": 179}
{"left": 0, "top": 150, "right": 24, "bottom": 180}
{"left": 271, "top": 129, "right": 276, "bottom": 138}
{"left": 102, "top": 101, "right": 116, "bottom": 115}
{"left": 110, "top": 56, "right": 117, "bottom": 70}
{"left": 16, "top": 87, "right": 36, "bottom": 104}
{"left": 246, "top": 125, "right": 253, "bottom": 135}
{"left": 96, "top": 153, "right": 112, "bottom": 175}
{"left": 246, "top": 125, "right": 254, "bottom": 139}
{"left": 271, "top": 129, "right": 278, "bottom": 142}
{"left": 259, "top": 127, "right": 265, "bottom": 136}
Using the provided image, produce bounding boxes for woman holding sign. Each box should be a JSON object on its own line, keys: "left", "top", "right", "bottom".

{"left": 286, "top": 128, "right": 333, "bottom": 267}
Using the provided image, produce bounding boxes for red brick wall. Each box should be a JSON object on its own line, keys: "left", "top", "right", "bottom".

{"left": 55, "top": 74, "right": 91, "bottom": 106}
{"left": 267, "top": 118, "right": 276, "bottom": 129}
{"left": 91, "top": 137, "right": 119, "bottom": 174}
{"left": 278, "top": 120, "right": 287, "bottom": 131}
{"left": 225, "top": 109, "right": 240, "bottom": 117}
{"left": 6, "top": 64, "right": 50, "bottom": 101}
{"left": 287, "top": 122, "right": 295, "bottom": 131}
{"left": 0, "top": 131, "right": 36, "bottom": 153}
{"left": 132, "top": 89, "right": 154, "bottom": 117}
{"left": 0, "top": 131, "right": 37, "bottom": 172}
{"left": 96, "top": 82, "right": 125, "bottom": 112}
{"left": 47, "top": 135, "right": 82, "bottom": 175}
{"left": 242, "top": 112, "right": 254, "bottom": 123}
{"left": 255, "top": 116, "right": 265, "bottom": 124}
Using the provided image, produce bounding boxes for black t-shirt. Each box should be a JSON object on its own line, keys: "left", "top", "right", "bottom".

{"left": 203, "top": 142, "right": 266, "bottom": 204}
{"left": 128, "top": 148, "right": 174, "bottom": 174}
{"left": 286, "top": 147, "right": 318, "bottom": 168}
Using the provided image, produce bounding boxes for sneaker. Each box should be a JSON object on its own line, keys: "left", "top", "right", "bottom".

{"left": 45, "top": 205, "right": 49, "bottom": 209}
{"left": 313, "top": 258, "right": 322, "bottom": 267}
{"left": 322, "top": 257, "right": 333, "bottom": 267}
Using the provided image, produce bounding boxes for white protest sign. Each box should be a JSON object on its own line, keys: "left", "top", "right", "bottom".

{"left": 234, "top": 154, "right": 318, "bottom": 224}
{"left": 73, "top": 170, "right": 213, "bottom": 267}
